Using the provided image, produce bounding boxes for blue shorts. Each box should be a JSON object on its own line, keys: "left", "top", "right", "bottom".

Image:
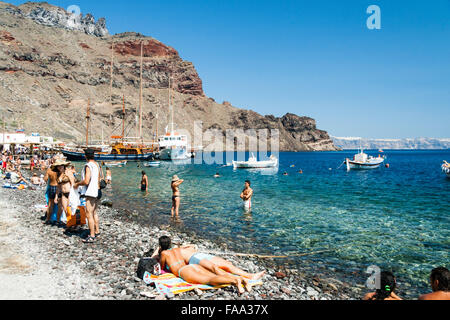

{"left": 48, "top": 186, "right": 57, "bottom": 200}
{"left": 189, "top": 253, "right": 215, "bottom": 265}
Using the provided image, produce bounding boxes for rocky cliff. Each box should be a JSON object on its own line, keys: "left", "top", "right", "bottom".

{"left": 0, "top": 1, "right": 338, "bottom": 151}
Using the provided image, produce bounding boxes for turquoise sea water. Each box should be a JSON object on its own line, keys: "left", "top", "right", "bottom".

{"left": 79, "top": 150, "right": 449, "bottom": 297}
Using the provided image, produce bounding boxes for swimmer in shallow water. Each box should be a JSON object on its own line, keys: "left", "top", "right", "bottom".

{"left": 240, "top": 180, "right": 253, "bottom": 211}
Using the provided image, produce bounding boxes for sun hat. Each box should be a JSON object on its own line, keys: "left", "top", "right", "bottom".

{"left": 51, "top": 159, "right": 71, "bottom": 169}
{"left": 172, "top": 175, "right": 180, "bottom": 183}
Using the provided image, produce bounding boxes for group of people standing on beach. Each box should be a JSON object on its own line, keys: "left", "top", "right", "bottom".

{"left": 41, "top": 149, "right": 104, "bottom": 243}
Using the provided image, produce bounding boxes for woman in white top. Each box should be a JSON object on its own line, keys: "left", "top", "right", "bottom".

{"left": 74, "top": 149, "right": 100, "bottom": 243}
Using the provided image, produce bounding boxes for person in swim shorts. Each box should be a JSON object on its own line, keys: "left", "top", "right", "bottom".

{"left": 141, "top": 171, "right": 148, "bottom": 192}
{"left": 240, "top": 180, "right": 253, "bottom": 211}
{"left": 157, "top": 236, "right": 251, "bottom": 294}
{"left": 44, "top": 163, "right": 59, "bottom": 225}
{"left": 178, "top": 244, "right": 265, "bottom": 281}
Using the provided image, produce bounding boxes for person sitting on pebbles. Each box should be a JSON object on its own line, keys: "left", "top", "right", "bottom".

{"left": 154, "top": 236, "right": 252, "bottom": 294}
{"left": 419, "top": 267, "right": 450, "bottom": 300}
{"left": 363, "top": 271, "right": 402, "bottom": 301}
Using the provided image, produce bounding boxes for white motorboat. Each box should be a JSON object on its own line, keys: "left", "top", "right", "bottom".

{"left": 104, "top": 160, "right": 127, "bottom": 167}
{"left": 442, "top": 161, "right": 450, "bottom": 178}
{"left": 144, "top": 161, "right": 161, "bottom": 167}
{"left": 345, "top": 150, "right": 385, "bottom": 171}
{"left": 158, "top": 77, "right": 191, "bottom": 161}
{"left": 233, "top": 154, "right": 278, "bottom": 169}
{"left": 158, "top": 132, "right": 191, "bottom": 161}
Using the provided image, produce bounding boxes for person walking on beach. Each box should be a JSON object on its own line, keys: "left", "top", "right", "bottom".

{"left": 419, "top": 267, "right": 450, "bottom": 300}
{"left": 44, "top": 163, "right": 59, "bottom": 225}
{"left": 74, "top": 149, "right": 100, "bottom": 244}
{"left": 240, "top": 180, "right": 253, "bottom": 212}
{"left": 141, "top": 171, "right": 148, "bottom": 192}
{"left": 363, "top": 271, "right": 402, "bottom": 301}
{"left": 171, "top": 175, "right": 184, "bottom": 218}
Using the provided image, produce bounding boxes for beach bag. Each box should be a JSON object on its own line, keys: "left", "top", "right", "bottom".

{"left": 136, "top": 257, "right": 160, "bottom": 280}
{"left": 97, "top": 162, "right": 107, "bottom": 190}
{"left": 66, "top": 206, "right": 87, "bottom": 228}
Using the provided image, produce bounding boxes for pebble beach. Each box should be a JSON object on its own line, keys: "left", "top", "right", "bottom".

{"left": 0, "top": 178, "right": 363, "bottom": 301}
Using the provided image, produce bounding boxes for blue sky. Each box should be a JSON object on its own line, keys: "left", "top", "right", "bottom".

{"left": 8, "top": 0, "right": 450, "bottom": 138}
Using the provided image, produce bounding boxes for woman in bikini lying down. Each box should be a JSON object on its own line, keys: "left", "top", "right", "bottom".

{"left": 178, "top": 244, "right": 266, "bottom": 280}
{"left": 156, "top": 236, "right": 251, "bottom": 294}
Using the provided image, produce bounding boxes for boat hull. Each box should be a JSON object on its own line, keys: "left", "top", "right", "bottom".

{"left": 144, "top": 161, "right": 161, "bottom": 167}
{"left": 346, "top": 159, "right": 384, "bottom": 171}
{"left": 159, "top": 147, "right": 189, "bottom": 161}
{"left": 233, "top": 160, "right": 278, "bottom": 169}
{"left": 442, "top": 164, "right": 450, "bottom": 178}
{"left": 62, "top": 150, "right": 153, "bottom": 161}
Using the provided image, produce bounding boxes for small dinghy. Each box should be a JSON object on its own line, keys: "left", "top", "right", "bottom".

{"left": 344, "top": 150, "right": 385, "bottom": 171}
{"left": 104, "top": 160, "right": 128, "bottom": 167}
{"left": 233, "top": 154, "right": 278, "bottom": 169}
{"left": 144, "top": 161, "right": 161, "bottom": 168}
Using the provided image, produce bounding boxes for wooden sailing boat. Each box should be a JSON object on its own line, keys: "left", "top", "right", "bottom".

{"left": 62, "top": 40, "right": 156, "bottom": 161}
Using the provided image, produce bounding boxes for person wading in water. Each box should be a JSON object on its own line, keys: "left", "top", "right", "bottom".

{"left": 240, "top": 180, "right": 253, "bottom": 212}
{"left": 141, "top": 171, "right": 148, "bottom": 192}
{"left": 171, "top": 175, "right": 184, "bottom": 219}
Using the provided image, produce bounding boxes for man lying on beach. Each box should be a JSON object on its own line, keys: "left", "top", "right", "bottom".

{"left": 155, "top": 236, "right": 251, "bottom": 294}
{"left": 419, "top": 267, "right": 450, "bottom": 300}
{"left": 363, "top": 271, "right": 402, "bottom": 301}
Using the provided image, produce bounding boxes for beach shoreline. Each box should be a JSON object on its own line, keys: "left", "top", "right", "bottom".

{"left": 0, "top": 177, "right": 367, "bottom": 300}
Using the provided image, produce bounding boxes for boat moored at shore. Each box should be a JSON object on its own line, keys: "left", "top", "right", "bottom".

{"left": 233, "top": 154, "right": 278, "bottom": 169}
{"left": 345, "top": 150, "right": 385, "bottom": 171}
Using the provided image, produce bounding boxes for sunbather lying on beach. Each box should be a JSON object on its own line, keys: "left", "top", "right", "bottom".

{"left": 177, "top": 244, "right": 266, "bottom": 280}
{"left": 363, "top": 271, "right": 402, "bottom": 301}
{"left": 419, "top": 267, "right": 450, "bottom": 300}
{"left": 156, "top": 236, "right": 251, "bottom": 294}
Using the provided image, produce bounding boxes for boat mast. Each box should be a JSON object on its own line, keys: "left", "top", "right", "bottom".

{"left": 110, "top": 41, "right": 114, "bottom": 109}
{"left": 122, "top": 95, "right": 125, "bottom": 144}
{"left": 169, "top": 76, "right": 174, "bottom": 133}
{"left": 86, "top": 99, "right": 90, "bottom": 147}
{"left": 139, "top": 41, "right": 144, "bottom": 143}
{"left": 2, "top": 115, "right": 5, "bottom": 146}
